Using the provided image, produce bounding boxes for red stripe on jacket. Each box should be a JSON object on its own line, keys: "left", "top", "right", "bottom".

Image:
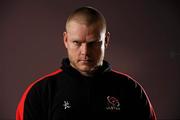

{"left": 112, "top": 70, "right": 157, "bottom": 120}
{"left": 16, "top": 69, "right": 62, "bottom": 120}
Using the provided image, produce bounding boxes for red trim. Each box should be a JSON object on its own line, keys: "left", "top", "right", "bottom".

{"left": 112, "top": 70, "right": 134, "bottom": 80}
{"left": 16, "top": 69, "right": 62, "bottom": 120}
{"left": 112, "top": 70, "right": 157, "bottom": 120}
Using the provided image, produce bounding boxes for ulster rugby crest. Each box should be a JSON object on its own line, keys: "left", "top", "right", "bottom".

{"left": 106, "top": 96, "right": 120, "bottom": 111}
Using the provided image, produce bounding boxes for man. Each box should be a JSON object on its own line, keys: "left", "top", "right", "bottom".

{"left": 16, "top": 6, "right": 157, "bottom": 120}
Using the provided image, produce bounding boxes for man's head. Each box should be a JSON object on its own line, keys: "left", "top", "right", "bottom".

{"left": 63, "top": 6, "right": 110, "bottom": 76}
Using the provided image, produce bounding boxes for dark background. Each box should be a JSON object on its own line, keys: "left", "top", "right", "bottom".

{"left": 1, "top": 0, "right": 180, "bottom": 119}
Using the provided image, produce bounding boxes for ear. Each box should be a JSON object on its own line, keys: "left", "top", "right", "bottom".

{"left": 105, "top": 32, "right": 110, "bottom": 48}
{"left": 63, "top": 32, "right": 68, "bottom": 48}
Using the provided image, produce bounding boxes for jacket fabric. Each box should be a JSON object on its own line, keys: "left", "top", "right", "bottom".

{"left": 16, "top": 58, "right": 156, "bottom": 120}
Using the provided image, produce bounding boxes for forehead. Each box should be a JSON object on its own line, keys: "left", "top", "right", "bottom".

{"left": 67, "top": 20, "right": 101, "bottom": 30}
{"left": 67, "top": 21, "right": 103, "bottom": 39}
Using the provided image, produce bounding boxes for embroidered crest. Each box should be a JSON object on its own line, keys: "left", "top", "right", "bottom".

{"left": 106, "top": 96, "right": 120, "bottom": 111}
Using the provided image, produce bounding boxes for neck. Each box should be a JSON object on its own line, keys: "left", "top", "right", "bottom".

{"left": 70, "top": 63, "right": 103, "bottom": 77}
{"left": 79, "top": 71, "right": 94, "bottom": 77}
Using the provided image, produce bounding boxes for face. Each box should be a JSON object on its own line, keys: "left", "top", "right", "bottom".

{"left": 64, "top": 21, "right": 110, "bottom": 76}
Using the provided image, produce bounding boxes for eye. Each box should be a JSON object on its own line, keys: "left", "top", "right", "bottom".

{"left": 72, "top": 41, "right": 81, "bottom": 46}
{"left": 88, "top": 41, "right": 102, "bottom": 47}
{"left": 88, "top": 41, "right": 96, "bottom": 47}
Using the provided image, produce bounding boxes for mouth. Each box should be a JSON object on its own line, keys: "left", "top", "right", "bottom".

{"left": 79, "top": 59, "right": 93, "bottom": 64}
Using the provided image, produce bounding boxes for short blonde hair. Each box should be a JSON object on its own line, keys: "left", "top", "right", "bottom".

{"left": 65, "top": 6, "right": 107, "bottom": 32}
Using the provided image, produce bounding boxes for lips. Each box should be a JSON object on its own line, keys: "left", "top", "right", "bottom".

{"left": 79, "top": 60, "right": 91, "bottom": 62}
{"left": 79, "top": 59, "right": 93, "bottom": 63}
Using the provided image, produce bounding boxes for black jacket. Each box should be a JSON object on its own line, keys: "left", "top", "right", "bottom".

{"left": 16, "top": 58, "right": 156, "bottom": 120}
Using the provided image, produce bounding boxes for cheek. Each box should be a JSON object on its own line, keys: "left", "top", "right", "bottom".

{"left": 68, "top": 48, "right": 76, "bottom": 55}
{"left": 67, "top": 47, "right": 79, "bottom": 58}
{"left": 67, "top": 42, "right": 77, "bottom": 52}
{"left": 92, "top": 47, "right": 104, "bottom": 57}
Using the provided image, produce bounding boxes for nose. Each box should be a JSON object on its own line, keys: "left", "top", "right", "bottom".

{"left": 80, "top": 43, "right": 88, "bottom": 55}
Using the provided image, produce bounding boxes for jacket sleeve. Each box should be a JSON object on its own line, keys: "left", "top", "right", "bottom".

{"left": 134, "top": 81, "right": 157, "bottom": 120}
{"left": 16, "top": 69, "right": 61, "bottom": 120}
{"left": 16, "top": 81, "right": 43, "bottom": 120}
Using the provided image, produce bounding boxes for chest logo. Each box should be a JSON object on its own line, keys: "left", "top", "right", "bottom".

{"left": 106, "top": 96, "right": 120, "bottom": 111}
{"left": 63, "top": 101, "right": 71, "bottom": 110}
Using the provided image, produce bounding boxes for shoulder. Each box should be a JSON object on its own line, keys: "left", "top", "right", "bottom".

{"left": 110, "top": 70, "right": 133, "bottom": 80}
{"left": 28, "top": 69, "right": 62, "bottom": 89}
{"left": 109, "top": 70, "right": 150, "bottom": 102}
{"left": 23, "top": 69, "right": 63, "bottom": 97}
{"left": 16, "top": 69, "right": 63, "bottom": 119}
{"left": 109, "top": 70, "right": 156, "bottom": 119}
{"left": 109, "top": 70, "right": 136, "bottom": 84}
{"left": 108, "top": 70, "right": 143, "bottom": 91}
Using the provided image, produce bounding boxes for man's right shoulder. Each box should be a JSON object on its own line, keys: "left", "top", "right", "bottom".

{"left": 21, "top": 69, "right": 63, "bottom": 97}
{"left": 16, "top": 69, "right": 63, "bottom": 120}
{"left": 28, "top": 69, "right": 63, "bottom": 88}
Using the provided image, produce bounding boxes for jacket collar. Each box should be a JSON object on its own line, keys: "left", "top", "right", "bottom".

{"left": 60, "top": 58, "right": 111, "bottom": 79}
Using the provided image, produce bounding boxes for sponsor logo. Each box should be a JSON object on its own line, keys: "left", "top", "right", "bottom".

{"left": 106, "top": 96, "right": 120, "bottom": 111}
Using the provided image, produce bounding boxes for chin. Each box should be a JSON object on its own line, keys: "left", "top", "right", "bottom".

{"left": 78, "top": 65, "right": 93, "bottom": 72}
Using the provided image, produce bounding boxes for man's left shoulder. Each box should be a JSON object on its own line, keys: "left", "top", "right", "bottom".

{"left": 107, "top": 70, "right": 140, "bottom": 87}
{"left": 109, "top": 70, "right": 134, "bottom": 81}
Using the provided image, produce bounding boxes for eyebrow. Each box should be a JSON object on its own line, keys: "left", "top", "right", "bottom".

{"left": 71, "top": 38, "right": 101, "bottom": 42}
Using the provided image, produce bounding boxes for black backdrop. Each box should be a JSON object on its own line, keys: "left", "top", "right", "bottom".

{"left": 1, "top": 0, "right": 180, "bottom": 119}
